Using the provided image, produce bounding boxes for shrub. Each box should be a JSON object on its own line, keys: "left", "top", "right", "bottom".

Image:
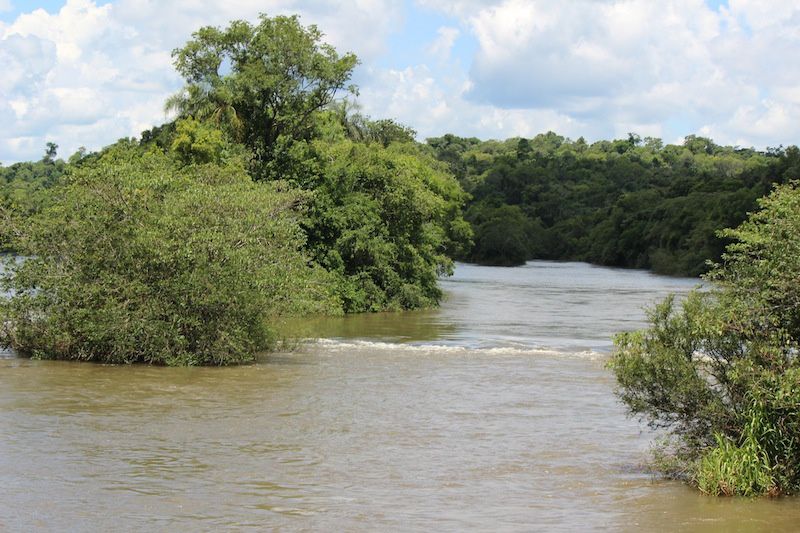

{"left": 0, "top": 144, "right": 338, "bottom": 365}
{"left": 696, "top": 410, "right": 777, "bottom": 497}
{"left": 610, "top": 182, "right": 800, "bottom": 495}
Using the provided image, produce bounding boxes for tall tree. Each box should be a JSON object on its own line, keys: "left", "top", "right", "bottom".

{"left": 169, "top": 14, "right": 358, "bottom": 179}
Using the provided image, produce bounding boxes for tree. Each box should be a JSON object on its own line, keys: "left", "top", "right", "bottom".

{"left": 610, "top": 182, "right": 800, "bottom": 496}
{"left": 170, "top": 118, "right": 227, "bottom": 165}
{"left": 427, "top": 132, "right": 790, "bottom": 276}
{"left": 0, "top": 144, "right": 68, "bottom": 251}
{"left": 169, "top": 14, "right": 358, "bottom": 179}
{"left": 324, "top": 101, "right": 417, "bottom": 147}
{"left": 44, "top": 142, "right": 58, "bottom": 163}
{"left": 299, "top": 139, "right": 470, "bottom": 312}
{"left": 466, "top": 203, "right": 533, "bottom": 266}
{"left": 0, "top": 144, "right": 338, "bottom": 365}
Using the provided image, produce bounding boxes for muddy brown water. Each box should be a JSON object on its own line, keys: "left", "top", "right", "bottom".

{"left": 1, "top": 262, "right": 798, "bottom": 531}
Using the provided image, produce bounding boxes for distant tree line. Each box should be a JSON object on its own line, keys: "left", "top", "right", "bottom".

{"left": 426, "top": 132, "right": 800, "bottom": 276}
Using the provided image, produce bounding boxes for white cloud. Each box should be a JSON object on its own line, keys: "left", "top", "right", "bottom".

{"left": 414, "top": 0, "right": 503, "bottom": 18}
{"left": 0, "top": 0, "right": 11, "bottom": 13}
{"left": 430, "top": 0, "right": 800, "bottom": 147}
{"left": 427, "top": 26, "right": 459, "bottom": 61}
{"left": 464, "top": 0, "right": 721, "bottom": 108}
{"left": 358, "top": 64, "right": 588, "bottom": 142}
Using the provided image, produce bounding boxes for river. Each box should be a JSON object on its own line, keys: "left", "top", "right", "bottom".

{"left": 1, "top": 261, "right": 798, "bottom": 531}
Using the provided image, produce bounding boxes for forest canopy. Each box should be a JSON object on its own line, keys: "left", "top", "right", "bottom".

{"left": 427, "top": 133, "right": 800, "bottom": 276}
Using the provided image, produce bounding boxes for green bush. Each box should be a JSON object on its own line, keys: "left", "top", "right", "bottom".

{"left": 0, "top": 144, "right": 337, "bottom": 365}
{"left": 610, "top": 182, "right": 800, "bottom": 496}
{"left": 696, "top": 410, "right": 777, "bottom": 497}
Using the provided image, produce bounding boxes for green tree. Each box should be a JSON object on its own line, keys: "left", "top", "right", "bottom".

{"left": 299, "top": 139, "right": 470, "bottom": 312}
{"left": 0, "top": 144, "right": 338, "bottom": 365}
{"left": 0, "top": 144, "right": 69, "bottom": 251}
{"left": 610, "top": 182, "right": 800, "bottom": 495}
{"left": 466, "top": 203, "right": 534, "bottom": 266}
{"left": 170, "top": 118, "right": 228, "bottom": 165}
{"left": 169, "top": 14, "right": 358, "bottom": 179}
{"left": 43, "top": 142, "right": 58, "bottom": 163}
{"left": 428, "top": 132, "right": 790, "bottom": 276}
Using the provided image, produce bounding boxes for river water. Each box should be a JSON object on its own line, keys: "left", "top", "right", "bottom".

{"left": 1, "top": 261, "right": 798, "bottom": 531}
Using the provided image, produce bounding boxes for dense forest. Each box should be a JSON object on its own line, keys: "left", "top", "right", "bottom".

{"left": 426, "top": 133, "right": 800, "bottom": 275}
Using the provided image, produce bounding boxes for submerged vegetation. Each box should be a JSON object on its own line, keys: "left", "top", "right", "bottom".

{"left": 610, "top": 182, "right": 800, "bottom": 496}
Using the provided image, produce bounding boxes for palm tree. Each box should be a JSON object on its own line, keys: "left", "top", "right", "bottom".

{"left": 164, "top": 80, "right": 244, "bottom": 140}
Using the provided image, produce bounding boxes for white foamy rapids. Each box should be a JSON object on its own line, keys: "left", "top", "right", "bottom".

{"left": 298, "top": 338, "right": 605, "bottom": 360}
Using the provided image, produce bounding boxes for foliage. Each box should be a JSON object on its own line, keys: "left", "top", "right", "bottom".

{"left": 0, "top": 144, "right": 69, "bottom": 250}
{"left": 5, "top": 14, "right": 470, "bottom": 324}
{"left": 293, "top": 137, "right": 471, "bottom": 312}
{"left": 161, "top": 14, "right": 470, "bottom": 313}
{"left": 428, "top": 133, "right": 798, "bottom": 275}
{"left": 170, "top": 118, "right": 228, "bottom": 165}
{"left": 696, "top": 410, "right": 777, "bottom": 497}
{"left": 326, "top": 100, "right": 417, "bottom": 147}
{"left": 466, "top": 204, "right": 536, "bottom": 266}
{"left": 609, "top": 182, "right": 800, "bottom": 495}
{"left": 0, "top": 144, "right": 337, "bottom": 365}
{"left": 168, "top": 13, "right": 358, "bottom": 179}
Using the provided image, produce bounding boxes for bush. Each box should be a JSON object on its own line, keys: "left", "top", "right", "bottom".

{"left": 0, "top": 144, "right": 338, "bottom": 365}
{"left": 696, "top": 409, "right": 777, "bottom": 497}
{"left": 610, "top": 182, "right": 800, "bottom": 496}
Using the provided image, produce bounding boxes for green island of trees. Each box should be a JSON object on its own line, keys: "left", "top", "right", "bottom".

{"left": 0, "top": 14, "right": 470, "bottom": 364}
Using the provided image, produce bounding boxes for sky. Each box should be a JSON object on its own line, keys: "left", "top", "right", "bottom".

{"left": 1, "top": 0, "right": 800, "bottom": 163}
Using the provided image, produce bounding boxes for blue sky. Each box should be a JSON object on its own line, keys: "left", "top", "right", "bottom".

{"left": 1, "top": 0, "right": 798, "bottom": 163}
